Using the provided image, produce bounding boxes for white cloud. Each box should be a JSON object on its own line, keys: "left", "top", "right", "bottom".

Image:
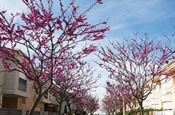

{"left": 84, "top": 0, "right": 174, "bottom": 33}
{"left": 0, "top": 0, "right": 27, "bottom": 13}
{"left": 110, "top": 24, "right": 125, "bottom": 31}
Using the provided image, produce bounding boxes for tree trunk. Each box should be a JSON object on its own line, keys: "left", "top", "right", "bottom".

{"left": 112, "top": 109, "right": 115, "bottom": 115}
{"left": 54, "top": 95, "right": 63, "bottom": 115}
{"left": 67, "top": 102, "right": 72, "bottom": 114}
{"left": 122, "top": 101, "right": 125, "bottom": 115}
{"left": 27, "top": 85, "right": 51, "bottom": 115}
{"left": 59, "top": 101, "right": 63, "bottom": 115}
{"left": 27, "top": 94, "right": 43, "bottom": 115}
{"left": 138, "top": 101, "right": 144, "bottom": 115}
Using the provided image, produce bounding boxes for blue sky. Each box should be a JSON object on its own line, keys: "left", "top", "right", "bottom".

{"left": 83, "top": 0, "right": 175, "bottom": 38}
{"left": 0, "top": 0, "right": 175, "bottom": 114}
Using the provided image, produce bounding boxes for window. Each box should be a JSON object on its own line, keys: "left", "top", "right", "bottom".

{"left": 18, "top": 78, "right": 27, "bottom": 92}
{"left": 49, "top": 95, "right": 52, "bottom": 100}
{"left": 22, "top": 97, "right": 26, "bottom": 104}
{"left": 166, "top": 88, "right": 172, "bottom": 94}
{"left": 163, "top": 101, "right": 173, "bottom": 109}
{"left": 44, "top": 91, "right": 48, "bottom": 99}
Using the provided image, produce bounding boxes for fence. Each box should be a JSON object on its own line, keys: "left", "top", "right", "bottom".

{"left": 0, "top": 108, "right": 59, "bottom": 115}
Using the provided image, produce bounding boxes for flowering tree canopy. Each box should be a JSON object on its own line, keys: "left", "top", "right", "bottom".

{"left": 85, "top": 95, "right": 99, "bottom": 114}
{"left": 51, "top": 62, "right": 99, "bottom": 114}
{"left": 76, "top": 94, "right": 99, "bottom": 115}
{"left": 0, "top": 0, "right": 109, "bottom": 114}
{"left": 97, "top": 35, "right": 174, "bottom": 115}
{"left": 101, "top": 82, "right": 123, "bottom": 115}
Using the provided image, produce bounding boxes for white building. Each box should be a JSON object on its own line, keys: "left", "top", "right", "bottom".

{"left": 143, "top": 60, "right": 175, "bottom": 111}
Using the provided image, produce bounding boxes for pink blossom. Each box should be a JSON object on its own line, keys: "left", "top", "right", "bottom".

{"left": 2, "top": 59, "right": 11, "bottom": 69}
{"left": 0, "top": 0, "right": 109, "bottom": 114}
{"left": 97, "top": 0, "right": 103, "bottom": 4}
{"left": 83, "top": 45, "right": 97, "bottom": 54}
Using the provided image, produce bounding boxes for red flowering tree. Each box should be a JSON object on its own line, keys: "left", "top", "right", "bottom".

{"left": 97, "top": 36, "right": 174, "bottom": 115}
{"left": 74, "top": 92, "right": 89, "bottom": 114}
{"left": 51, "top": 61, "right": 99, "bottom": 115}
{"left": 106, "top": 82, "right": 124, "bottom": 114}
{"left": 84, "top": 95, "right": 99, "bottom": 115}
{"left": 105, "top": 81, "right": 137, "bottom": 114}
{"left": 0, "top": 0, "right": 109, "bottom": 114}
{"left": 102, "top": 95, "right": 119, "bottom": 115}
{"left": 76, "top": 94, "right": 99, "bottom": 115}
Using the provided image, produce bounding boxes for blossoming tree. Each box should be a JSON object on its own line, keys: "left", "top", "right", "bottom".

{"left": 76, "top": 94, "right": 99, "bottom": 115}
{"left": 0, "top": 0, "right": 109, "bottom": 114}
{"left": 51, "top": 61, "right": 99, "bottom": 115}
{"left": 97, "top": 36, "right": 174, "bottom": 115}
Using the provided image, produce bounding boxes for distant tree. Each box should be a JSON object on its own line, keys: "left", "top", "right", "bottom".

{"left": 85, "top": 95, "right": 99, "bottom": 115}
{"left": 105, "top": 81, "right": 137, "bottom": 114}
{"left": 76, "top": 94, "right": 99, "bottom": 115}
{"left": 102, "top": 95, "right": 118, "bottom": 115}
{"left": 101, "top": 82, "right": 125, "bottom": 115}
{"left": 51, "top": 61, "right": 99, "bottom": 115}
{"left": 0, "top": 0, "right": 109, "bottom": 114}
{"left": 97, "top": 35, "right": 174, "bottom": 115}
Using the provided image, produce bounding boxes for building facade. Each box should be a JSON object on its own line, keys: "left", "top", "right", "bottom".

{"left": 143, "top": 60, "right": 175, "bottom": 110}
{"left": 0, "top": 58, "right": 58, "bottom": 112}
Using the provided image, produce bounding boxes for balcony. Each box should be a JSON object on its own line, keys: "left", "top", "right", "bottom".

{"left": 162, "top": 101, "right": 173, "bottom": 109}
{"left": 2, "top": 74, "right": 30, "bottom": 97}
{"left": 161, "top": 94, "right": 173, "bottom": 102}
{"left": 2, "top": 89, "right": 30, "bottom": 97}
{"left": 39, "top": 92, "right": 52, "bottom": 104}
{"left": 151, "top": 98, "right": 159, "bottom": 105}
{"left": 161, "top": 87, "right": 172, "bottom": 95}
{"left": 151, "top": 104, "right": 160, "bottom": 109}
{"left": 40, "top": 97, "right": 51, "bottom": 104}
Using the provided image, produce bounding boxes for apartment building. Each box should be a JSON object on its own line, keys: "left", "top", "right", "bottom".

{"left": 0, "top": 63, "right": 58, "bottom": 112}
{"left": 143, "top": 60, "right": 175, "bottom": 110}
{"left": 0, "top": 49, "right": 58, "bottom": 112}
{"left": 0, "top": 49, "right": 77, "bottom": 114}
